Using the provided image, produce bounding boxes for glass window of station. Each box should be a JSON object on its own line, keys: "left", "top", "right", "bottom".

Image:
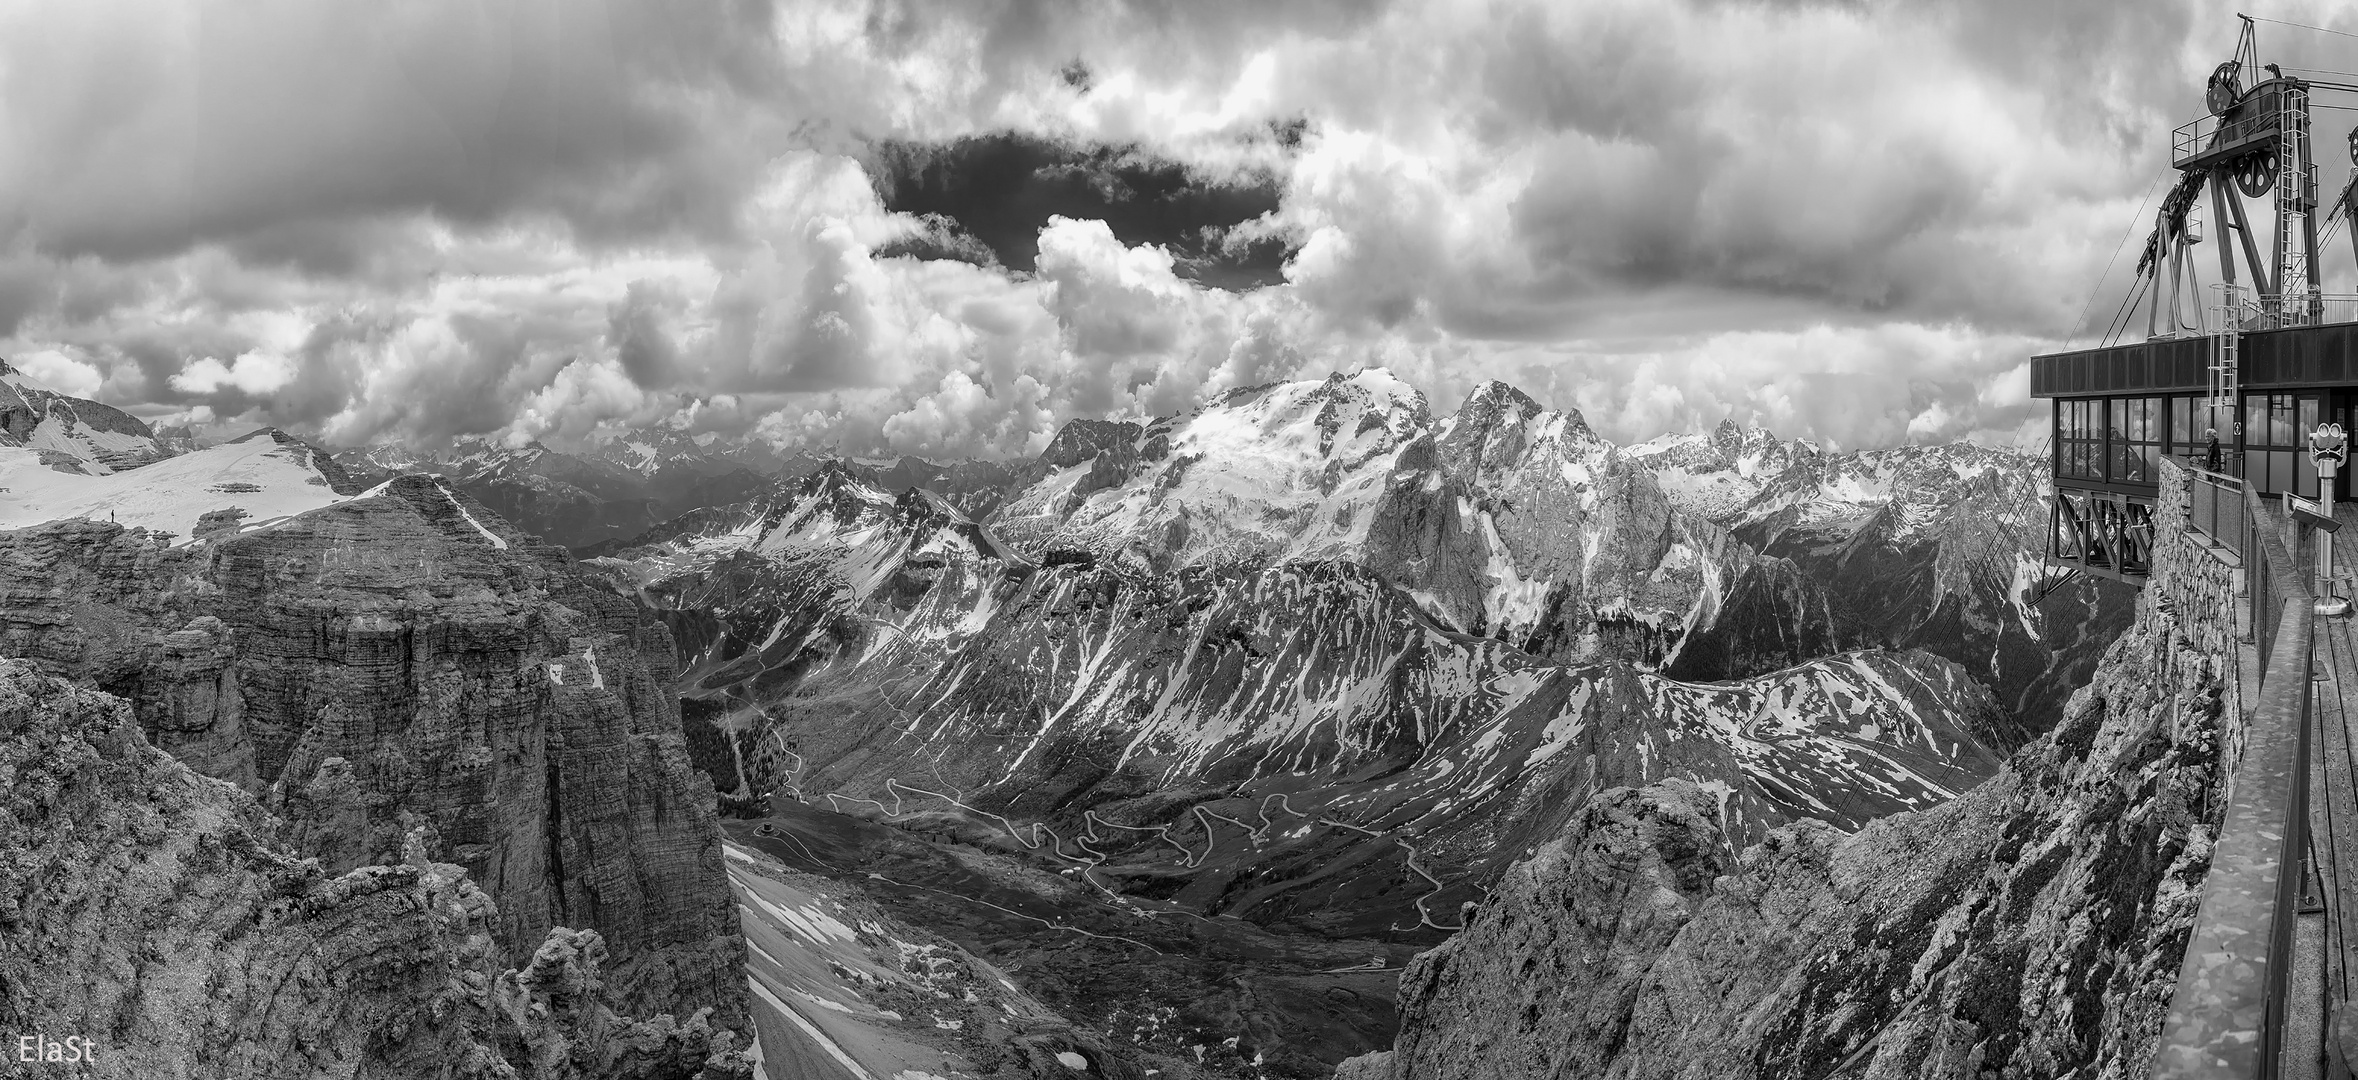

{"left": 2052, "top": 392, "right": 2327, "bottom": 498}
{"left": 2056, "top": 395, "right": 2183, "bottom": 484}
{"left": 2241, "top": 392, "right": 2320, "bottom": 496}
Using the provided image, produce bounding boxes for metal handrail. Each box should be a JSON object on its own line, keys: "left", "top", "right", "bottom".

{"left": 2201, "top": 292, "right": 2358, "bottom": 332}
{"left": 2151, "top": 466, "right": 2315, "bottom": 1080}
{"left": 2171, "top": 80, "right": 2298, "bottom": 168}
{"left": 2184, "top": 463, "right": 2251, "bottom": 570}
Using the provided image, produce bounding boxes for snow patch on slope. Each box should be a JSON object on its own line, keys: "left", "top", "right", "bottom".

{"left": 0, "top": 433, "right": 344, "bottom": 542}
{"left": 436, "top": 481, "right": 510, "bottom": 549}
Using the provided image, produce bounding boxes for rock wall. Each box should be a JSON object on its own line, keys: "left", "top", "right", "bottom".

{"left": 0, "top": 478, "right": 744, "bottom": 1028}
{"left": 2149, "top": 458, "right": 2248, "bottom": 797}
{"left": 0, "top": 661, "right": 749, "bottom": 1080}
{"left": 1338, "top": 475, "right": 2237, "bottom": 1079}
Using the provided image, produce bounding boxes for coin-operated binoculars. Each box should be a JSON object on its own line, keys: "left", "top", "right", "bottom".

{"left": 2310, "top": 423, "right": 2350, "bottom": 616}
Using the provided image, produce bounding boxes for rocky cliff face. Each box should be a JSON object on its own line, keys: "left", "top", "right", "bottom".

{"left": 0, "top": 476, "right": 745, "bottom": 1029}
{"left": 1335, "top": 475, "right": 2231, "bottom": 1080}
{"left": 1648, "top": 427, "right": 2137, "bottom": 748}
{"left": 0, "top": 661, "right": 749, "bottom": 1079}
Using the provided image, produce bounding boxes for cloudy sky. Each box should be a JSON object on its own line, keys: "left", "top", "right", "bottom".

{"left": 2, "top": 0, "right": 2352, "bottom": 457}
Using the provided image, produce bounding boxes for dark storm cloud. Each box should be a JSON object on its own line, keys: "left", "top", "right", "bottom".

{"left": 848, "top": 0, "right": 1393, "bottom": 117}
{"left": 1428, "top": 1, "right": 2110, "bottom": 330}
{"left": 1256, "top": 0, "right": 2246, "bottom": 350}
{"left": 866, "top": 134, "right": 1293, "bottom": 288}
{"left": 2, "top": 0, "right": 787, "bottom": 267}
{"left": 0, "top": 261, "right": 53, "bottom": 339}
{"left": 0, "top": 0, "right": 2283, "bottom": 456}
{"left": 101, "top": 328, "right": 276, "bottom": 406}
{"left": 263, "top": 306, "right": 568, "bottom": 441}
{"left": 609, "top": 281, "right": 686, "bottom": 391}
{"left": 219, "top": 216, "right": 445, "bottom": 285}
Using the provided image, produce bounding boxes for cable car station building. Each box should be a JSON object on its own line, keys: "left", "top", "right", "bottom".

{"left": 2054, "top": 23, "right": 2358, "bottom": 1080}
{"left": 2032, "top": 21, "right": 2358, "bottom": 584}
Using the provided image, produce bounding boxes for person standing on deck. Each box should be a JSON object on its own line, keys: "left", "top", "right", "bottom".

{"left": 2204, "top": 427, "right": 2223, "bottom": 472}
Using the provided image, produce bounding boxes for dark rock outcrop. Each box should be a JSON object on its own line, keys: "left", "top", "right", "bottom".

{"left": 0, "top": 477, "right": 745, "bottom": 1028}
{"left": 0, "top": 661, "right": 750, "bottom": 1079}
{"left": 1737, "top": 470, "right": 2134, "bottom": 751}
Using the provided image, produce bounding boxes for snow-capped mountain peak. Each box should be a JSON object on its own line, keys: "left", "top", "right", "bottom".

{"left": 0, "top": 358, "right": 170, "bottom": 476}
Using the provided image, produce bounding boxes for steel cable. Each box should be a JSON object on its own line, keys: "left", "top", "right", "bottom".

{"left": 2067, "top": 171, "right": 2172, "bottom": 350}
{"left": 2103, "top": 273, "right": 2153, "bottom": 348}
{"left": 2252, "top": 16, "right": 2358, "bottom": 44}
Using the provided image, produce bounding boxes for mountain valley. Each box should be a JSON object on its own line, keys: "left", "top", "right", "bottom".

{"left": 0, "top": 360, "right": 2138, "bottom": 1078}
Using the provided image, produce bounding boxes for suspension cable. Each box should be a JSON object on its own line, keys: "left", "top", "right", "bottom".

{"left": 2251, "top": 15, "right": 2358, "bottom": 43}
{"left": 2112, "top": 275, "right": 2150, "bottom": 344}
{"left": 2102, "top": 273, "right": 2152, "bottom": 348}
{"left": 2067, "top": 171, "right": 2171, "bottom": 350}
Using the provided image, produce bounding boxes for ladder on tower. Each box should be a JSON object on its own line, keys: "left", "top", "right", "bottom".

{"left": 2277, "top": 81, "right": 2318, "bottom": 325}
{"left": 2210, "top": 282, "right": 2242, "bottom": 437}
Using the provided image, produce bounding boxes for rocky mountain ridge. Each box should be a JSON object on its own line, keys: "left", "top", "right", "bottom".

{"left": 579, "top": 416, "right": 2016, "bottom": 975}
{"left": 0, "top": 476, "right": 748, "bottom": 1032}
{"left": 556, "top": 369, "right": 2126, "bottom": 1076}
{"left": 1333, "top": 463, "right": 2230, "bottom": 1080}
{"left": 0, "top": 358, "right": 2135, "bottom": 1078}
{"left": 0, "top": 661, "right": 752, "bottom": 1079}
{"left": 602, "top": 370, "right": 2115, "bottom": 736}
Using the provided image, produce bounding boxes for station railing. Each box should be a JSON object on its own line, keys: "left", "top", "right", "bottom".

{"left": 2184, "top": 463, "right": 2264, "bottom": 642}
{"left": 2169, "top": 82, "right": 2297, "bottom": 169}
{"left": 2205, "top": 292, "right": 2358, "bottom": 331}
{"left": 2152, "top": 464, "right": 2315, "bottom": 1080}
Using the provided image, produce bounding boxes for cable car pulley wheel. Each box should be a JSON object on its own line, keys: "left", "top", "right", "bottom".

{"left": 2233, "top": 150, "right": 2277, "bottom": 198}
{"left": 2208, "top": 61, "right": 2243, "bottom": 116}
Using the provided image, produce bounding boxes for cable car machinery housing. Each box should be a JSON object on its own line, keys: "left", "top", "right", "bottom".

{"left": 2032, "top": 14, "right": 2358, "bottom": 596}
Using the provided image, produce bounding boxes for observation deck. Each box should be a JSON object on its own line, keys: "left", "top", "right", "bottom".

{"left": 2151, "top": 461, "right": 2350, "bottom": 1079}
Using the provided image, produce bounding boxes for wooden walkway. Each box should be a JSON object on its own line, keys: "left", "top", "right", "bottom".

{"left": 2301, "top": 507, "right": 2358, "bottom": 1078}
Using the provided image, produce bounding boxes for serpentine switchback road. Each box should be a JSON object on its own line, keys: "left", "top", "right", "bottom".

{"left": 724, "top": 800, "right": 1424, "bottom": 1075}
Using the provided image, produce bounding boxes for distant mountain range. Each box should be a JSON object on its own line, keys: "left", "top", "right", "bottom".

{"left": 567, "top": 369, "right": 2131, "bottom": 1074}
{"left": 329, "top": 434, "right": 1016, "bottom": 550}
{"left": 0, "top": 357, "right": 2135, "bottom": 1078}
